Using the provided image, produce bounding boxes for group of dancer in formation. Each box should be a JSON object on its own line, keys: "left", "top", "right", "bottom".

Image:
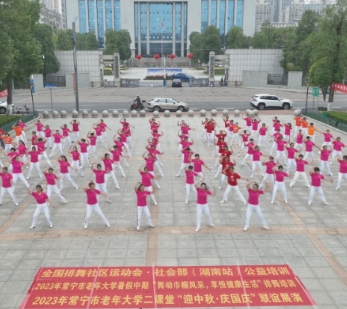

{"left": 0, "top": 113, "right": 346, "bottom": 231}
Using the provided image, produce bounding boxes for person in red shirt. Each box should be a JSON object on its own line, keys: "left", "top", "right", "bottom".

{"left": 215, "top": 130, "right": 227, "bottom": 156}
{"left": 218, "top": 156, "right": 236, "bottom": 188}
{"left": 220, "top": 166, "right": 248, "bottom": 204}
{"left": 214, "top": 136, "right": 227, "bottom": 166}
{"left": 201, "top": 118, "right": 209, "bottom": 142}
{"left": 215, "top": 145, "right": 233, "bottom": 178}
{"left": 205, "top": 120, "right": 215, "bottom": 147}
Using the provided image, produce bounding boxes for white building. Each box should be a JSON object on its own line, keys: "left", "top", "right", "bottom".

{"left": 255, "top": 0, "right": 270, "bottom": 31}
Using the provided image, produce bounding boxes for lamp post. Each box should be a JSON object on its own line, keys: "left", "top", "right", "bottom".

{"left": 42, "top": 55, "right": 45, "bottom": 86}
{"left": 71, "top": 17, "right": 80, "bottom": 112}
{"left": 305, "top": 80, "right": 310, "bottom": 113}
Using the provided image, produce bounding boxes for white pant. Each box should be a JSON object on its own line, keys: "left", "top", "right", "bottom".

{"left": 105, "top": 171, "right": 119, "bottom": 188}
{"left": 177, "top": 144, "right": 183, "bottom": 156}
{"left": 156, "top": 154, "right": 163, "bottom": 167}
{"left": 102, "top": 131, "right": 107, "bottom": 141}
{"left": 12, "top": 173, "right": 29, "bottom": 190}
{"left": 271, "top": 181, "right": 287, "bottom": 203}
{"left": 239, "top": 142, "right": 246, "bottom": 154}
{"left": 39, "top": 152, "right": 52, "bottom": 166}
{"left": 290, "top": 171, "right": 310, "bottom": 187}
{"left": 154, "top": 161, "right": 164, "bottom": 177}
{"left": 331, "top": 150, "right": 342, "bottom": 164}
{"left": 258, "top": 135, "right": 267, "bottom": 147}
{"left": 145, "top": 186, "right": 157, "bottom": 204}
{"left": 71, "top": 160, "right": 84, "bottom": 176}
{"left": 149, "top": 171, "right": 160, "bottom": 188}
{"left": 276, "top": 151, "right": 287, "bottom": 164}
{"left": 308, "top": 186, "right": 326, "bottom": 204}
{"left": 215, "top": 153, "right": 221, "bottom": 166}
{"left": 196, "top": 172, "right": 204, "bottom": 180}
{"left": 88, "top": 145, "right": 97, "bottom": 158}
{"left": 28, "top": 162, "right": 42, "bottom": 178}
{"left": 215, "top": 164, "right": 223, "bottom": 177}
{"left": 113, "top": 162, "right": 126, "bottom": 177}
{"left": 62, "top": 136, "right": 71, "bottom": 149}
{"left": 85, "top": 203, "right": 109, "bottom": 226}
{"left": 283, "top": 134, "right": 290, "bottom": 142}
{"left": 21, "top": 131, "right": 27, "bottom": 142}
{"left": 0, "top": 187, "right": 18, "bottom": 204}
{"left": 308, "top": 134, "right": 315, "bottom": 142}
{"left": 21, "top": 154, "right": 28, "bottom": 165}
{"left": 251, "top": 130, "right": 258, "bottom": 141}
{"left": 50, "top": 143, "right": 63, "bottom": 157}
{"left": 223, "top": 185, "right": 246, "bottom": 203}
{"left": 294, "top": 126, "right": 301, "bottom": 137}
{"left": 137, "top": 206, "right": 153, "bottom": 229}
{"left": 294, "top": 143, "right": 304, "bottom": 154}
{"left": 242, "top": 154, "right": 253, "bottom": 165}
{"left": 126, "top": 136, "right": 132, "bottom": 148}
{"left": 202, "top": 128, "right": 207, "bottom": 140}
{"left": 304, "top": 151, "right": 314, "bottom": 162}
{"left": 286, "top": 158, "right": 296, "bottom": 173}
{"left": 244, "top": 203, "right": 267, "bottom": 230}
{"left": 303, "top": 128, "right": 308, "bottom": 137}
{"left": 46, "top": 184, "right": 66, "bottom": 201}
{"left": 37, "top": 132, "right": 44, "bottom": 138}
{"left": 122, "top": 157, "right": 129, "bottom": 167}
{"left": 60, "top": 173, "right": 77, "bottom": 190}
{"left": 8, "top": 164, "right": 13, "bottom": 173}
{"left": 196, "top": 203, "right": 213, "bottom": 229}
{"left": 95, "top": 182, "right": 109, "bottom": 197}
{"left": 185, "top": 184, "right": 197, "bottom": 202}
{"left": 4, "top": 144, "right": 12, "bottom": 153}
{"left": 337, "top": 172, "right": 347, "bottom": 189}
{"left": 71, "top": 131, "right": 80, "bottom": 141}
{"left": 251, "top": 161, "right": 264, "bottom": 177}
{"left": 46, "top": 136, "right": 53, "bottom": 148}
{"left": 215, "top": 146, "right": 219, "bottom": 156}
{"left": 230, "top": 133, "right": 240, "bottom": 146}
{"left": 270, "top": 142, "right": 277, "bottom": 155}
{"left": 206, "top": 133, "right": 213, "bottom": 147}
{"left": 97, "top": 135, "right": 107, "bottom": 147}
{"left": 122, "top": 142, "right": 131, "bottom": 157}
{"left": 80, "top": 153, "right": 90, "bottom": 167}
{"left": 15, "top": 135, "right": 23, "bottom": 145}
{"left": 320, "top": 160, "right": 332, "bottom": 175}
{"left": 260, "top": 173, "right": 274, "bottom": 188}
{"left": 177, "top": 163, "right": 188, "bottom": 176}
{"left": 31, "top": 203, "right": 52, "bottom": 227}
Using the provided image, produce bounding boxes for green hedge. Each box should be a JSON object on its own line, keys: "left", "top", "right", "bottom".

{"left": 326, "top": 111, "right": 347, "bottom": 124}
{"left": 0, "top": 116, "right": 21, "bottom": 126}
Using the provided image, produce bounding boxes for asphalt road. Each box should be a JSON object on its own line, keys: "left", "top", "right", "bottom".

{"left": 11, "top": 100, "right": 344, "bottom": 113}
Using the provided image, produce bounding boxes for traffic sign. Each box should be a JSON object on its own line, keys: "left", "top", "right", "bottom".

{"left": 44, "top": 84, "right": 57, "bottom": 88}
{"left": 312, "top": 87, "right": 319, "bottom": 97}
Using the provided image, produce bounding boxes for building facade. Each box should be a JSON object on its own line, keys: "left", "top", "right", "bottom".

{"left": 66, "top": 0, "right": 256, "bottom": 55}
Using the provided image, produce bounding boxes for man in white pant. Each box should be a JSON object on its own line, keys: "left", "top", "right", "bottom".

{"left": 220, "top": 166, "right": 248, "bottom": 204}
{"left": 308, "top": 167, "right": 332, "bottom": 205}
{"left": 271, "top": 165, "right": 289, "bottom": 204}
{"left": 290, "top": 155, "right": 310, "bottom": 188}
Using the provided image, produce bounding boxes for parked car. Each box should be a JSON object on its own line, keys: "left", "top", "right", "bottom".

{"left": 172, "top": 79, "right": 182, "bottom": 87}
{"left": 171, "top": 73, "right": 194, "bottom": 82}
{"left": 250, "top": 94, "right": 294, "bottom": 110}
{"left": 0, "top": 101, "right": 7, "bottom": 114}
{"left": 147, "top": 98, "right": 189, "bottom": 112}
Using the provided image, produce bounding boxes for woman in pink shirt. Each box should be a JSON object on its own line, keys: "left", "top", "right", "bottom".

{"left": 303, "top": 136, "right": 320, "bottom": 163}
{"left": 176, "top": 147, "right": 194, "bottom": 177}
{"left": 308, "top": 167, "right": 332, "bottom": 205}
{"left": 250, "top": 117, "right": 261, "bottom": 141}
{"left": 294, "top": 129, "right": 304, "bottom": 154}
{"left": 319, "top": 145, "right": 333, "bottom": 176}
{"left": 87, "top": 132, "right": 98, "bottom": 158}
{"left": 243, "top": 180, "right": 270, "bottom": 232}
{"left": 241, "top": 138, "right": 255, "bottom": 165}
{"left": 93, "top": 123, "right": 107, "bottom": 148}
{"left": 258, "top": 123, "right": 268, "bottom": 148}
{"left": 317, "top": 129, "right": 333, "bottom": 151}
{"left": 78, "top": 138, "right": 90, "bottom": 167}
{"left": 61, "top": 124, "right": 72, "bottom": 150}
{"left": 11, "top": 156, "right": 29, "bottom": 191}
{"left": 142, "top": 152, "right": 160, "bottom": 188}
{"left": 49, "top": 130, "right": 64, "bottom": 157}
{"left": 43, "top": 125, "right": 53, "bottom": 148}
{"left": 238, "top": 130, "right": 251, "bottom": 156}
{"left": 336, "top": 155, "right": 347, "bottom": 190}
{"left": 17, "top": 140, "right": 28, "bottom": 166}
{"left": 102, "top": 153, "right": 120, "bottom": 189}
{"left": 269, "top": 129, "right": 282, "bottom": 156}
{"left": 28, "top": 183, "right": 55, "bottom": 229}
{"left": 285, "top": 143, "right": 298, "bottom": 174}
{"left": 184, "top": 165, "right": 198, "bottom": 204}
{"left": 117, "top": 129, "right": 131, "bottom": 157}
{"left": 83, "top": 181, "right": 110, "bottom": 229}
{"left": 192, "top": 154, "right": 211, "bottom": 180}
{"left": 135, "top": 181, "right": 154, "bottom": 231}
{"left": 271, "top": 165, "right": 288, "bottom": 204}
{"left": 26, "top": 146, "right": 43, "bottom": 179}
{"left": 146, "top": 144, "right": 164, "bottom": 177}
{"left": 37, "top": 138, "right": 52, "bottom": 167}
{"left": 330, "top": 137, "right": 346, "bottom": 164}
{"left": 260, "top": 156, "right": 276, "bottom": 188}
{"left": 34, "top": 120, "right": 44, "bottom": 138}
{"left": 138, "top": 165, "right": 157, "bottom": 205}
{"left": 194, "top": 180, "right": 216, "bottom": 232}
{"left": 69, "top": 146, "right": 85, "bottom": 177}
{"left": 98, "top": 119, "right": 111, "bottom": 141}
{"left": 110, "top": 145, "right": 127, "bottom": 177}
{"left": 250, "top": 145, "right": 266, "bottom": 178}
{"left": 70, "top": 120, "right": 80, "bottom": 142}
{"left": 275, "top": 137, "right": 287, "bottom": 165}
{"left": 57, "top": 155, "right": 78, "bottom": 191}
{"left": 43, "top": 167, "right": 67, "bottom": 203}
{"left": 0, "top": 167, "right": 18, "bottom": 206}
{"left": 283, "top": 123, "right": 292, "bottom": 141}
{"left": 242, "top": 113, "right": 253, "bottom": 132}
{"left": 91, "top": 162, "right": 110, "bottom": 202}
{"left": 290, "top": 154, "right": 310, "bottom": 188}
{"left": 124, "top": 123, "right": 134, "bottom": 148}
{"left": 1, "top": 147, "right": 19, "bottom": 173}
{"left": 18, "top": 120, "right": 27, "bottom": 142}
{"left": 152, "top": 130, "right": 164, "bottom": 153}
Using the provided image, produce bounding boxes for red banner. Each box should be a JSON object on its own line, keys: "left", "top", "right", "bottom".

{"left": 331, "top": 82, "right": 347, "bottom": 94}
{"left": 0, "top": 88, "right": 8, "bottom": 98}
{"left": 20, "top": 266, "right": 315, "bottom": 308}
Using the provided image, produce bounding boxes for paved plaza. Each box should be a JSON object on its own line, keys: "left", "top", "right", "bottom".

{"left": 0, "top": 111, "right": 347, "bottom": 309}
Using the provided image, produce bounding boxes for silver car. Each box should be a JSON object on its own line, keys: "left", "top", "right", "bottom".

{"left": 147, "top": 98, "right": 189, "bottom": 112}
{"left": 0, "top": 101, "right": 7, "bottom": 114}
{"left": 250, "top": 94, "right": 294, "bottom": 110}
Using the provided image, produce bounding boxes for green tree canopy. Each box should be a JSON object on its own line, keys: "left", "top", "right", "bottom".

{"left": 188, "top": 32, "right": 203, "bottom": 61}
{"left": 201, "top": 26, "right": 222, "bottom": 63}
{"left": 55, "top": 29, "right": 73, "bottom": 50}
{"left": 76, "top": 32, "right": 98, "bottom": 50}
{"left": 103, "top": 29, "right": 119, "bottom": 55}
{"left": 226, "top": 26, "right": 249, "bottom": 49}
{"left": 117, "top": 30, "right": 132, "bottom": 60}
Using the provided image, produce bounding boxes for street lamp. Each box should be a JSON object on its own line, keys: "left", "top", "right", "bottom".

{"left": 305, "top": 80, "right": 310, "bottom": 113}
{"left": 42, "top": 55, "right": 45, "bottom": 86}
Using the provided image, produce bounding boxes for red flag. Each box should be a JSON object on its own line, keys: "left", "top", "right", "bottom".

{"left": 0, "top": 89, "right": 8, "bottom": 98}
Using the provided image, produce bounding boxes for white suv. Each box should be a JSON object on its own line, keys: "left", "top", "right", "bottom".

{"left": 250, "top": 94, "right": 293, "bottom": 110}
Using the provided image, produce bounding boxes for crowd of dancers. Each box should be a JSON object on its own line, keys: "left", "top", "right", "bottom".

{"left": 0, "top": 113, "right": 346, "bottom": 232}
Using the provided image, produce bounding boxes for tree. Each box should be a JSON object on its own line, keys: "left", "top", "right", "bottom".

{"left": 189, "top": 32, "right": 203, "bottom": 62}
{"left": 117, "top": 30, "right": 132, "bottom": 60}
{"left": 309, "top": 59, "right": 331, "bottom": 101}
{"left": 226, "top": 26, "right": 245, "bottom": 49}
{"left": 76, "top": 32, "right": 98, "bottom": 50}
{"left": 308, "top": 0, "right": 347, "bottom": 102}
{"left": 201, "top": 25, "right": 222, "bottom": 63}
{"left": 0, "top": 22, "right": 14, "bottom": 82}
{"left": 33, "top": 24, "right": 60, "bottom": 78}
{"left": 0, "top": 0, "right": 43, "bottom": 112}
{"left": 55, "top": 29, "right": 73, "bottom": 50}
{"left": 103, "top": 29, "right": 119, "bottom": 55}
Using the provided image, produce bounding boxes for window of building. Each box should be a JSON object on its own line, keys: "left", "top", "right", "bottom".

{"left": 114, "top": 0, "right": 121, "bottom": 30}
{"left": 140, "top": 3, "right": 147, "bottom": 40}
{"left": 97, "top": 1, "right": 104, "bottom": 47}
{"left": 106, "top": 0, "right": 112, "bottom": 29}
{"left": 150, "top": 42, "right": 172, "bottom": 56}
{"left": 141, "top": 43, "right": 147, "bottom": 55}
{"left": 184, "top": 2, "right": 187, "bottom": 40}
{"left": 88, "top": 0, "right": 95, "bottom": 32}
{"left": 201, "top": 0, "right": 208, "bottom": 33}
{"left": 175, "top": 43, "right": 181, "bottom": 57}
{"left": 175, "top": 3, "right": 181, "bottom": 41}
{"left": 210, "top": 0, "right": 217, "bottom": 27}
{"left": 149, "top": 3, "right": 173, "bottom": 42}
{"left": 79, "top": 1, "right": 87, "bottom": 34}
{"left": 236, "top": 0, "right": 243, "bottom": 27}
{"left": 219, "top": 0, "right": 226, "bottom": 35}
{"left": 135, "top": 4, "right": 138, "bottom": 40}
{"left": 227, "top": 0, "right": 234, "bottom": 30}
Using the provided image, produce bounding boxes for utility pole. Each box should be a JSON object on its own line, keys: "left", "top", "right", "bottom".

{"left": 72, "top": 18, "right": 80, "bottom": 112}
